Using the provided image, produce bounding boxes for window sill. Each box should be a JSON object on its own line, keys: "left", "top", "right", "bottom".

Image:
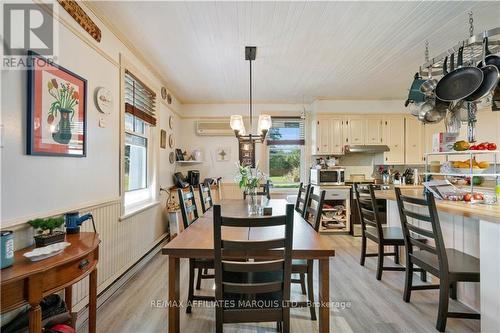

{"left": 120, "top": 200, "right": 160, "bottom": 221}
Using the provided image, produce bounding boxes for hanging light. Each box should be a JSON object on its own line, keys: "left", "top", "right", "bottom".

{"left": 230, "top": 46, "right": 270, "bottom": 143}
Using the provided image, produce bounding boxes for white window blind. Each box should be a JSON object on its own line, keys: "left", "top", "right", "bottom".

{"left": 266, "top": 117, "right": 305, "bottom": 145}
{"left": 124, "top": 70, "right": 156, "bottom": 126}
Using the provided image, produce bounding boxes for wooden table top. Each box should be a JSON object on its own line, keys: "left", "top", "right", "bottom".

{"left": 162, "top": 199, "right": 335, "bottom": 259}
{"left": 375, "top": 189, "right": 500, "bottom": 223}
{"left": 1, "top": 232, "right": 100, "bottom": 284}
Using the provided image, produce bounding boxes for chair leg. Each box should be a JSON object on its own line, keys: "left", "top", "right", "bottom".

{"left": 186, "top": 259, "right": 195, "bottom": 313}
{"left": 276, "top": 321, "right": 282, "bottom": 332}
{"left": 196, "top": 268, "right": 202, "bottom": 290}
{"left": 299, "top": 273, "right": 306, "bottom": 295}
{"left": 403, "top": 261, "right": 413, "bottom": 302}
{"left": 216, "top": 307, "right": 223, "bottom": 333}
{"left": 376, "top": 243, "right": 384, "bottom": 280}
{"left": 306, "top": 261, "right": 317, "bottom": 321}
{"left": 420, "top": 269, "right": 427, "bottom": 282}
{"left": 360, "top": 235, "right": 367, "bottom": 266}
{"left": 283, "top": 307, "right": 290, "bottom": 333}
{"left": 450, "top": 281, "right": 457, "bottom": 300}
{"left": 394, "top": 245, "right": 400, "bottom": 265}
{"left": 436, "top": 278, "right": 450, "bottom": 332}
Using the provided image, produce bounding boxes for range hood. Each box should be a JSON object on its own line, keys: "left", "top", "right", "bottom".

{"left": 344, "top": 145, "right": 390, "bottom": 153}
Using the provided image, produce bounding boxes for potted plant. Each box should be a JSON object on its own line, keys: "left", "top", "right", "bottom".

{"left": 28, "top": 216, "right": 66, "bottom": 247}
{"left": 235, "top": 161, "right": 266, "bottom": 215}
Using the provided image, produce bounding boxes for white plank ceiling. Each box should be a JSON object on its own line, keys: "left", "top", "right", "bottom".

{"left": 92, "top": 1, "right": 500, "bottom": 103}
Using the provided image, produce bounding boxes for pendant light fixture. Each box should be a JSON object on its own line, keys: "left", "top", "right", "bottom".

{"left": 230, "top": 46, "right": 271, "bottom": 143}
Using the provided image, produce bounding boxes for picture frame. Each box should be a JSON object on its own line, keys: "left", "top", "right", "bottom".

{"left": 27, "top": 51, "right": 87, "bottom": 157}
{"left": 160, "top": 129, "right": 167, "bottom": 149}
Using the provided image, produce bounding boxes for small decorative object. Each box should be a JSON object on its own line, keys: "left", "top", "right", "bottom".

{"left": 168, "top": 134, "right": 174, "bottom": 148}
{"left": 169, "top": 115, "right": 174, "bottom": 129}
{"left": 28, "top": 216, "right": 66, "bottom": 247}
{"left": 216, "top": 147, "right": 230, "bottom": 161}
{"left": 161, "top": 87, "right": 167, "bottom": 100}
{"left": 27, "top": 51, "right": 87, "bottom": 157}
{"left": 160, "top": 130, "right": 167, "bottom": 149}
{"left": 23, "top": 242, "right": 71, "bottom": 262}
{"left": 167, "top": 93, "right": 172, "bottom": 105}
{"left": 263, "top": 207, "right": 273, "bottom": 216}
{"left": 239, "top": 140, "right": 255, "bottom": 167}
{"left": 165, "top": 194, "right": 181, "bottom": 236}
{"left": 57, "top": 0, "right": 102, "bottom": 42}
{"left": 1, "top": 231, "right": 14, "bottom": 269}
{"left": 94, "top": 87, "right": 112, "bottom": 114}
{"left": 64, "top": 212, "right": 96, "bottom": 234}
{"left": 169, "top": 151, "right": 175, "bottom": 164}
{"left": 191, "top": 149, "right": 202, "bottom": 161}
{"left": 235, "top": 161, "right": 266, "bottom": 215}
{"left": 175, "top": 148, "right": 184, "bottom": 161}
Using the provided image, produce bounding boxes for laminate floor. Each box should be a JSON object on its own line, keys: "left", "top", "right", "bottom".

{"left": 79, "top": 235, "right": 480, "bottom": 333}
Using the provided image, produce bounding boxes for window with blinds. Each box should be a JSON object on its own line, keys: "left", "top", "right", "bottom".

{"left": 266, "top": 117, "right": 305, "bottom": 145}
{"left": 124, "top": 70, "right": 156, "bottom": 126}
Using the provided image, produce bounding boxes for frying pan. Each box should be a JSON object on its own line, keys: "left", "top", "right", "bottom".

{"left": 435, "top": 46, "right": 484, "bottom": 102}
{"left": 477, "top": 36, "right": 500, "bottom": 71}
{"left": 465, "top": 37, "right": 500, "bottom": 102}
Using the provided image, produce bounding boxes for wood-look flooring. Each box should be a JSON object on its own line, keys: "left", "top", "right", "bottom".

{"left": 79, "top": 235, "right": 480, "bottom": 333}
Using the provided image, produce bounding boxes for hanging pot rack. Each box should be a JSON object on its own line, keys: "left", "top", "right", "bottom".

{"left": 419, "top": 26, "right": 500, "bottom": 77}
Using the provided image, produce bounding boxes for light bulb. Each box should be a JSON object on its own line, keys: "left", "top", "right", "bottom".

{"left": 230, "top": 115, "right": 244, "bottom": 131}
{"left": 258, "top": 114, "right": 272, "bottom": 133}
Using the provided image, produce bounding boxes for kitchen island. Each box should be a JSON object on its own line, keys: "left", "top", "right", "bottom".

{"left": 375, "top": 189, "right": 500, "bottom": 332}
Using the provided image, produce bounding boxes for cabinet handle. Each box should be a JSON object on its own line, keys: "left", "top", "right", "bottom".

{"left": 385, "top": 157, "right": 388, "bottom": 161}
{"left": 346, "top": 138, "right": 348, "bottom": 143}
{"left": 317, "top": 147, "right": 319, "bottom": 152}
{"left": 79, "top": 259, "right": 90, "bottom": 270}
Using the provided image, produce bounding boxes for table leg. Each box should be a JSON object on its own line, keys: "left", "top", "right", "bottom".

{"left": 319, "top": 258, "right": 330, "bottom": 333}
{"left": 168, "top": 256, "right": 180, "bottom": 333}
{"left": 28, "top": 304, "right": 42, "bottom": 333}
{"left": 65, "top": 286, "right": 73, "bottom": 312}
{"left": 88, "top": 268, "right": 97, "bottom": 333}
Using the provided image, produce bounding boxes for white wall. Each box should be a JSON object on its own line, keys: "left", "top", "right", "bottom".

{"left": 312, "top": 99, "right": 406, "bottom": 114}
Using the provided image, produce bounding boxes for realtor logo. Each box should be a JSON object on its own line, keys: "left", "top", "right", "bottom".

{"left": 3, "top": 3, "right": 53, "bottom": 55}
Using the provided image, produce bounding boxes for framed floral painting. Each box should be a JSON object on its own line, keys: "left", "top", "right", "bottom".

{"left": 27, "top": 51, "right": 87, "bottom": 157}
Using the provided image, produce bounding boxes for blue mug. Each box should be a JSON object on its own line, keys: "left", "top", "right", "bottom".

{"left": 1, "top": 230, "right": 14, "bottom": 269}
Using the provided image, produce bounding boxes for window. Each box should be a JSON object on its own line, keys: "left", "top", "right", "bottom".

{"left": 123, "top": 70, "right": 156, "bottom": 206}
{"left": 267, "top": 117, "right": 305, "bottom": 189}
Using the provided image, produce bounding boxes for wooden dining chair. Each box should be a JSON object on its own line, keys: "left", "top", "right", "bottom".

{"left": 213, "top": 203, "right": 294, "bottom": 333}
{"left": 198, "top": 183, "right": 214, "bottom": 213}
{"left": 243, "top": 180, "right": 271, "bottom": 200}
{"left": 178, "top": 186, "right": 214, "bottom": 313}
{"left": 294, "top": 182, "right": 311, "bottom": 216}
{"left": 354, "top": 184, "right": 427, "bottom": 281}
{"left": 291, "top": 187, "right": 325, "bottom": 320}
{"left": 395, "top": 188, "right": 480, "bottom": 332}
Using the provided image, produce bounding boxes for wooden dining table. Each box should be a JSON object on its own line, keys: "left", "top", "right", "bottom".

{"left": 162, "top": 199, "right": 335, "bottom": 332}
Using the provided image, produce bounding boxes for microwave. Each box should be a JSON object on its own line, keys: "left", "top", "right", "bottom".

{"left": 310, "top": 168, "right": 345, "bottom": 186}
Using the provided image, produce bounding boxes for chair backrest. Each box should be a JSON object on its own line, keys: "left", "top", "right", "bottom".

{"left": 177, "top": 186, "right": 199, "bottom": 229}
{"left": 198, "top": 183, "right": 213, "bottom": 213}
{"left": 294, "top": 182, "right": 311, "bottom": 217}
{"left": 394, "top": 188, "right": 448, "bottom": 272}
{"left": 243, "top": 180, "right": 271, "bottom": 200}
{"left": 353, "top": 184, "right": 384, "bottom": 238}
{"left": 213, "top": 203, "right": 294, "bottom": 323}
{"left": 303, "top": 187, "right": 325, "bottom": 232}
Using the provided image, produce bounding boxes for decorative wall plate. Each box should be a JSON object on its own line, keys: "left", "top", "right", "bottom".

{"left": 95, "top": 87, "right": 112, "bottom": 114}
{"left": 169, "top": 115, "right": 174, "bottom": 129}
{"left": 167, "top": 93, "right": 172, "bottom": 105}
{"left": 161, "top": 87, "right": 167, "bottom": 100}
{"left": 169, "top": 151, "right": 175, "bottom": 164}
{"left": 168, "top": 134, "right": 174, "bottom": 148}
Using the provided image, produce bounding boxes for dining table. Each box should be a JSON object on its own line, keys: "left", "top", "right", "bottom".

{"left": 162, "top": 198, "right": 336, "bottom": 333}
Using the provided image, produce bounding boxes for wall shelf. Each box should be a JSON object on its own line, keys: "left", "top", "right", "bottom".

{"left": 176, "top": 161, "right": 203, "bottom": 165}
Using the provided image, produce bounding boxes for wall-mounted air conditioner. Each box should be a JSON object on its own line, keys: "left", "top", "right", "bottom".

{"left": 195, "top": 120, "right": 234, "bottom": 136}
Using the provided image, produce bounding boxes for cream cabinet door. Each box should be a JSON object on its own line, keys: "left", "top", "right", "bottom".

{"left": 316, "top": 117, "right": 332, "bottom": 154}
{"left": 405, "top": 116, "right": 424, "bottom": 164}
{"left": 383, "top": 115, "right": 405, "bottom": 164}
{"left": 346, "top": 117, "right": 365, "bottom": 145}
{"left": 330, "top": 117, "right": 344, "bottom": 154}
{"left": 365, "top": 117, "right": 383, "bottom": 144}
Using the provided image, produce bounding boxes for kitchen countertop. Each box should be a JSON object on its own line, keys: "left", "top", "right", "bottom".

{"left": 374, "top": 188, "right": 500, "bottom": 223}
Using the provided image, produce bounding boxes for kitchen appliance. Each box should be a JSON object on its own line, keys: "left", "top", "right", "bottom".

{"left": 1, "top": 230, "right": 14, "bottom": 269}
{"left": 310, "top": 168, "right": 345, "bottom": 186}
{"left": 65, "top": 212, "right": 96, "bottom": 234}
{"left": 187, "top": 170, "right": 200, "bottom": 186}
{"left": 344, "top": 145, "right": 390, "bottom": 153}
{"left": 173, "top": 172, "right": 189, "bottom": 188}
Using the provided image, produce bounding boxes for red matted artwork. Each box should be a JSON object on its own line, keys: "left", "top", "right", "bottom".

{"left": 27, "top": 51, "right": 87, "bottom": 157}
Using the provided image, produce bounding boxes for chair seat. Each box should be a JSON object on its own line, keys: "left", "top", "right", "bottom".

{"left": 193, "top": 258, "right": 214, "bottom": 269}
{"left": 365, "top": 226, "right": 405, "bottom": 243}
{"left": 291, "top": 259, "right": 308, "bottom": 273}
{"left": 411, "top": 249, "right": 480, "bottom": 277}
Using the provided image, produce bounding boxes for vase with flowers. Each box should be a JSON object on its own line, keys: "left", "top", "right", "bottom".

{"left": 235, "top": 161, "right": 266, "bottom": 215}
{"left": 47, "top": 79, "right": 79, "bottom": 144}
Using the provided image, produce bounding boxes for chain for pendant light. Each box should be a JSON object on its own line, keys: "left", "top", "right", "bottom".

{"left": 468, "top": 11, "right": 474, "bottom": 65}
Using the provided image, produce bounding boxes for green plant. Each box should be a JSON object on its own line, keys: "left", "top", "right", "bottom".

{"left": 235, "top": 161, "right": 265, "bottom": 192}
{"left": 28, "top": 216, "right": 65, "bottom": 235}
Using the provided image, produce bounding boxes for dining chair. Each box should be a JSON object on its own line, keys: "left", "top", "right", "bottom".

{"left": 395, "top": 188, "right": 480, "bottom": 332}
{"left": 294, "top": 182, "right": 311, "bottom": 216}
{"left": 243, "top": 180, "right": 271, "bottom": 200}
{"left": 290, "top": 186, "right": 325, "bottom": 320}
{"left": 354, "top": 184, "right": 427, "bottom": 281}
{"left": 178, "top": 186, "right": 214, "bottom": 313}
{"left": 198, "top": 183, "right": 214, "bottom": 213}
{"left": 213, "top": 203, "right": 294, "bottom": 333}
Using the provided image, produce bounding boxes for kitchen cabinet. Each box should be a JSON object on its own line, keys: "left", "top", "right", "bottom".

{"left": 314, "top": 116, "right": 344, "bottom": 155}
{"left": 383, "top": 115, "right": 405, "bottom": 164}
{"left": 405, "top": 116, "right": 424, "bottom": 164}
{"left": 346, "top": 117, "right": 365, "bottom": 145}
{"left": 365, "top": 117, "right": 384, "bottom": 144}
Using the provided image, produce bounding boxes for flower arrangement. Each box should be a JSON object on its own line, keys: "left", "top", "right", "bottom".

{"left": 47, "top": 78, "right": 79, "bottom": 125}
{"left": 235, "top": 161, "right": 265, "bottom": 192}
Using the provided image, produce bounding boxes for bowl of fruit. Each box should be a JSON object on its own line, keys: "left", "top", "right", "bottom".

{"left": 451, "top": 158, "right": 490, "bottom": 174}
{"left": 453, "top": 140, "right": 496, "bottom": 151}
{"left": 463, "top": 192, "right": 484, "bottom": 204}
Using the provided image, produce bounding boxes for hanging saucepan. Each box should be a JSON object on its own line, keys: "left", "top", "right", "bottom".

{"left": 424, "top": 98, "right": 447, "bottom": 123}
{"left": 420, "top": 66, "right": 438, "bottom": 95}
{"left": 435, "top": 46, "right": 484, "bottom": 102}
{"left": 465, "top": 37, "right": 500, "bottom": 102}
{"left": 404, "top": 72, "right": 426, "bottom": 107}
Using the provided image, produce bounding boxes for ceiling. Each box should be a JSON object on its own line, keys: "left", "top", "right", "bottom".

{"left": 92, "top": 1, "right": 500, "bottom": 103}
